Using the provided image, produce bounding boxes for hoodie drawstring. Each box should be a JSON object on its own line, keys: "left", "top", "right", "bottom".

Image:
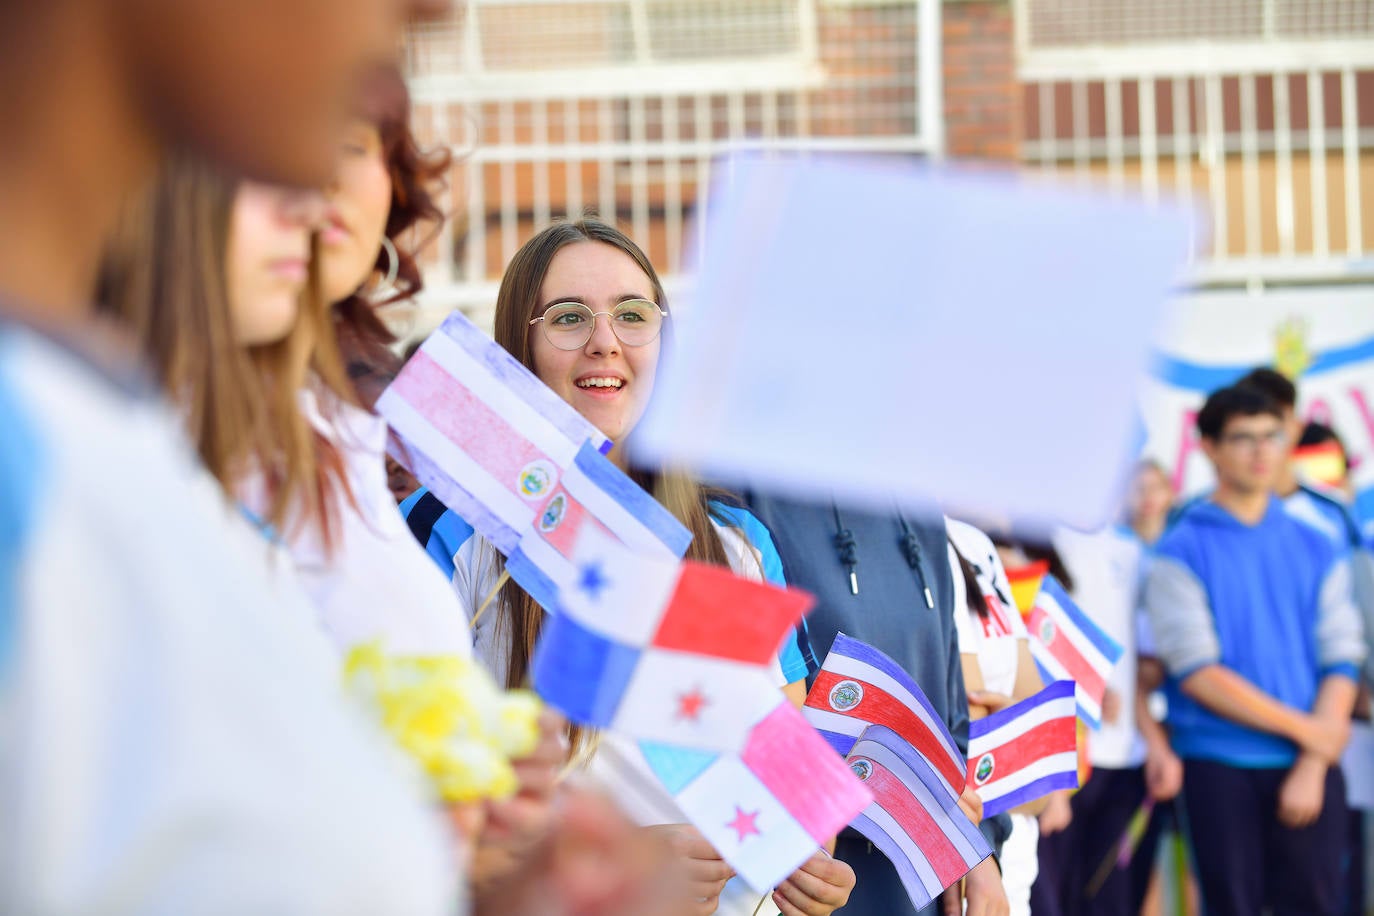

{"left": 832, "top": 505, "right": 859, "bottom": 595}
{"left": 897, "top": 515, "right": 935, "bottom": 609}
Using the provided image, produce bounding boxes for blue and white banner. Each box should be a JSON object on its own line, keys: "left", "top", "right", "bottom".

{"left": 1141, "top": 287, "right": 1374, "bottom": 536}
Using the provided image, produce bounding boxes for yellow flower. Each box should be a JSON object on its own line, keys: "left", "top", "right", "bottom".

{"left": 343, "top": 642, "right": 543, "bottom": 803}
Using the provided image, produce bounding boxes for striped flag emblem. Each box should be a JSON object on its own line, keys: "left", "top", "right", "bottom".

{"left": 966, "top": 680, "right": 1079, "bottom": 817}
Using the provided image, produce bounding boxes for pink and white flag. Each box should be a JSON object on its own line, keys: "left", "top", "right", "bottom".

{"left": 377, "top": 310, "right": 615, "bottom": 554}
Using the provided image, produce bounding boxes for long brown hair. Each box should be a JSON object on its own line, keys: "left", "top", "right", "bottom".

{"left": 333, "top": 64, "right": 453, "bottom": 406}
{"left": 489, "top": 219, "right": 735, "bottom": 719}
{"left": 98, "top": 152, "right": 352, "bottom": 539}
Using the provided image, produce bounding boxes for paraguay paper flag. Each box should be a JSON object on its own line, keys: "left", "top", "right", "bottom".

{"left": 642, "top": 702, "right": 874, "bottom": 892}
{"left": 377, "top": 309, "right": 617, "bottom": 554}
{"left": 507, "top": 439, "right": 691, "bottom": 611}
{"left": 1024, "top": 576, "right": 1124, "bottom": 729}
{"left": 966, "top": 680, "right": 1079, "bottom": 817}
{"left": 847, "top": 725, "right": 992, "bottom": 911}
{"left": 530, "top": 521, "right": 814, "bottom": 752}
{"left": 803, "top": 633, "right": 967, "bottom": 800}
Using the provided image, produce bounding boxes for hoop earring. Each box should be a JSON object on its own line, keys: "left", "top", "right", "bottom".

{"left": 372, "top": 235, "right": 400, "bottom": 297}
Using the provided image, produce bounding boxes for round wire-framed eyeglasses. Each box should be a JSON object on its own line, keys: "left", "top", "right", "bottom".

{"left": 529, "top": 299, "right": 668, "bottom": 350}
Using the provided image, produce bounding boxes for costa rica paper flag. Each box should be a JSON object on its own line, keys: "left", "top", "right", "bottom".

{"left": 966, "top": 680, "right": 1079, "bottom": 817}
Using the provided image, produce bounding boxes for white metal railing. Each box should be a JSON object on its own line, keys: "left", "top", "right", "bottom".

{"left": 1014, "top": 0, "right": 1374, "bottom": 287}
{"left": 404, "top": 0, "right": 943, "bottom": 330}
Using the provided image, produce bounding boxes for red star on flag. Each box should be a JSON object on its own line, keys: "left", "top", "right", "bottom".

{"left": 676, "top": 687, "right": 709, "bottom": 722}
{"left": 727, "top": 806, "right": 761, "bottom": 842}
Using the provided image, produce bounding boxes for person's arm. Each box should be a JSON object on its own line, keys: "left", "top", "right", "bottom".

{"left": 1277, "top": 674, "right": 1360, "bottom": 828}
{"left": 1135, "top": 675, "right": 1181, "bottom": 803}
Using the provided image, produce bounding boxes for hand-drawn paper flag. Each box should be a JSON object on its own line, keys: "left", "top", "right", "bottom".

{"left": 507, "top": 439, "right": 691, "bottom": 610}
{"left": 1024, "top": 576, "right": 1124, "bottom": 729}
{"left": 378, "top": 310, "right": 675, "bottom": 556}
{"left": 966, "top": 680, "right": 1079, "bottom": 817}
{"left": 803, "top": 632, "right": 967, "bottom": 800}
{"left": 846, "top": 725, "right": 992, "bottom": 911}
{"left": 530, "top": 522, "right": 813, "bottom": 752}
{"left": 643, "top": 702, "right": 873, "bottom": 892}
{"left": 1004, "top": 559, "right": 1049, "bottom": 618}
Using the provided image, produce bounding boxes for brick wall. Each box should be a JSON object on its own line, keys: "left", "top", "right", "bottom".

{"left": 942, "top": 0, "right": 1019, "bottom": 160}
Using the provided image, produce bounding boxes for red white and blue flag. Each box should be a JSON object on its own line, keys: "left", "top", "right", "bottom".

{"left": 530, "top": 520, "right": 814, "bottom": 751}
{"left": 803, "top": 633, "right": 967, "bottom": 800}
{"left": 846, "top": 725, "right": 992, "bottom": 911}
{"left": 1024, "top": 576, "right": 1124, "bottom": 728}
{"left": 966, "top": 680, "right": 1079, "bottom": 817}
{"left": 640, "top": 704, "right": 874, "bottom": 892}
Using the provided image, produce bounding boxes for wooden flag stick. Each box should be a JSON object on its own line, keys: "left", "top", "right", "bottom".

{"left": 471, "top": 569, "right": 511, "bottom": 631}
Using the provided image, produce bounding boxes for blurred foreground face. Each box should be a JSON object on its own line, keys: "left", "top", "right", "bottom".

{"left": 226, "top": 182, "right": 325, "bottom": 345}
{"left": 1205, "top": 414, "right": 1287, "bottom": 496}
{"left": 320, "top": 119, "right": 394, "bottom": 302}
{"left": 120, "top": 0, "right": 436, "bottom": 185}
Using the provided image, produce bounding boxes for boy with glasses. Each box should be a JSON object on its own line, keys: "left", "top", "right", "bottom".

{"left": 1145, "top": 384, "right": 1365, "bottom": 916}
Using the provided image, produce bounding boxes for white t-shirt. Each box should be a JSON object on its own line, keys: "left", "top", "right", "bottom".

{"left": 0, "top": 325, "right": 459, "bottom": 914}
{"left": 1052, "top": 525, "right": 1143, "bottom": 768}
{"left": 947, "top": 517, "right": 1030, "bottom": 697}
{"left": 946, "top": 518, "right": 1038, "bottom": 910}
{"left": 243, "top": 386, "right": 473, "bottom": 659}
{"left": 455, "top": 521, "right": 792, "bottom": 916}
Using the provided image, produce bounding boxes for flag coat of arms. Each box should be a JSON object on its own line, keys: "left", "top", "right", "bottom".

{"left": 531, "top": 520, "right": 814, "bottom": 751}
{"left": 803, "top": 633, "right": 967, "bottom": 799}
{"left": 641, "top": 703, "right": 874, "bottom": 892}
{"left": 966, "top": 680, "right": 1079, "bottom": 817}
{"left": 1024, "top": 576, "right": 1124, "bottom": 728}
{"left": 846, "top": 725, "right": 992, "bottom": 911}
{"left": 506, "top": 440, "right": 691, "bottom": 610}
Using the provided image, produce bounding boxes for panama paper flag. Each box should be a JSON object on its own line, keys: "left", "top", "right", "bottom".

{"left": 642, "top": 703, "right": 874, "bottom": 892}
{"left": 966, "top": 680, "right": 1079, "bottom": 817}
{"left": 847, "top": 725, "right": 992, "bottom": 911}
{"left": 378, "top": 309, "right": 629, "bottom": 555}
{"left": 803, "top": 633, "right": 967, "bottom": 799}
{"left": 531, "top": 521, "right": 813, "bottom": 752}
{"left": 1024, "top": 576, "right": 1123, "bottom": 728}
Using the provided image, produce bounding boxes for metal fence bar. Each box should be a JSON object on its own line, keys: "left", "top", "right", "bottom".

{"left": 1239, "top": 73, "right": 1262, "bottom": 259}
{"left": 1105, "top": 77, "right": 1125, "bottom": 189}
{"left": 1342, "top": 67, "right": 1363, "bottom": 254}
{"left": 1139, "top": 76, "right": 1159, "bottom": 202}
{"left": 1203, "top": 74, "right": 1228, "bottom": 261}
{"left": 1072, "top": 78, "right": 1090, "bottom": 178}
{"left": 1307, "top": 69, "right": 1330, "bottom": 257}
{"left": 1172, "top": 77, "right": 1194, "bottom": 203}
{"left": 1038, "top": 80, "right": 1056, "bottom": 173}
{"left": 498, "top": 99, "right": 518, "bottom": 264}
{"left": 1273, "top": 72, "right": 1296, "bottom": 256}
{"left": 532, "top": 99, "right": 552, "bottom": 228}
